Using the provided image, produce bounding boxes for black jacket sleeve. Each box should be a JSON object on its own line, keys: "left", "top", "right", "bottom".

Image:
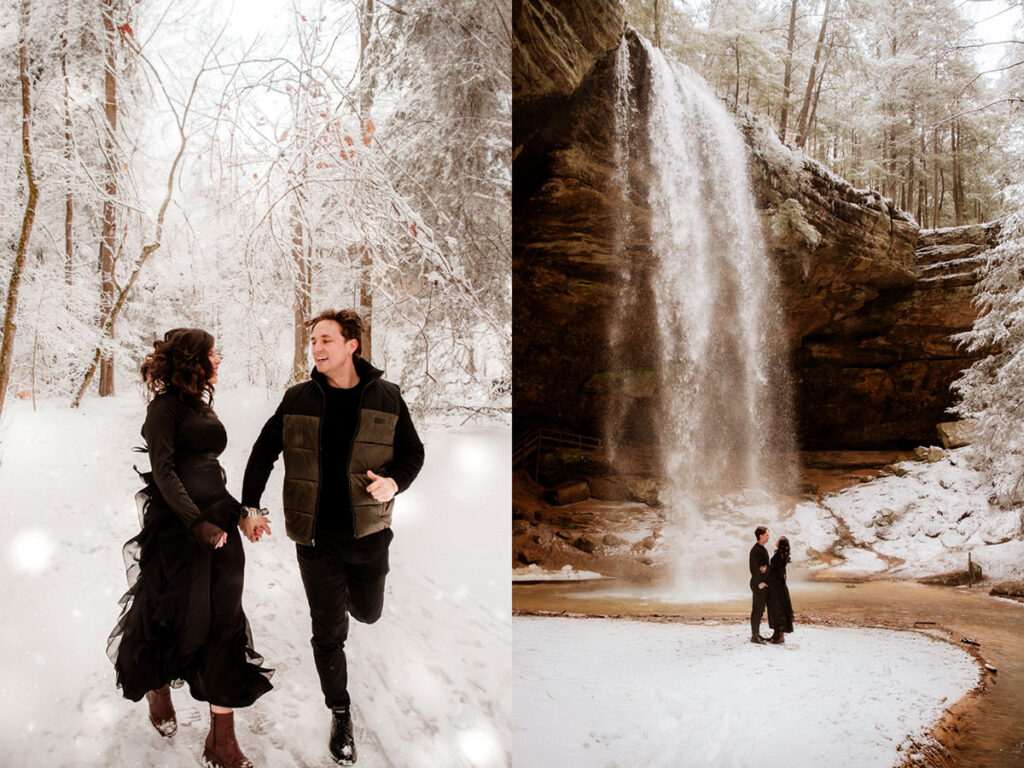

{"left": 241, "top": 399, "right": 285, "bottom": 508}
{"left": 386, "top": 395, "right": 424, "bottom": 493}
{"left": 749, "top": 544, "right": 769, "bottom": 588}
{"left": 143, "top": 396, "right": 202, "bottom": 527}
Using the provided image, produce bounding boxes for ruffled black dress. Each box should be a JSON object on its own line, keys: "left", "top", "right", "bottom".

{"left": 108, "top": 393, "right": 273, "bottom": 707}
{"left": 767, "top": 551, "right": 794, "bottom": 634}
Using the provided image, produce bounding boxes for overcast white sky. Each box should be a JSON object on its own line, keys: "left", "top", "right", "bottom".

{"left": 957, "top": 0, "right": 1022, "bottom": 73}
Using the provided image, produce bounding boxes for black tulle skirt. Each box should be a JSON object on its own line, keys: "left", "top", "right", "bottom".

{"left": 107, "top": 480, "right": 273, "bottom": 707}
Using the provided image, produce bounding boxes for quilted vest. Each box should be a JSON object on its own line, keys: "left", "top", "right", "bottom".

{"left": 280, "top": 361, "right": 401, "bottom": 543}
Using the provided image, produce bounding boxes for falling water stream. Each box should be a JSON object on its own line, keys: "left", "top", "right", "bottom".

{"left": 604, "top": 36, "right": 797, "bottom": 595}
{"left": 641, "top": 39, "right": 795, "bottom": 503}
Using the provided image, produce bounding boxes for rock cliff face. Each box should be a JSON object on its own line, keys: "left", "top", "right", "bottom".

{"left": 513, "top": 0, "right": 625, "bottom": 103}
{"left": 513, "top": 2, "right": 996, "bottom": 450}
{"left": 791, "top": 222, "right": 997, "bottom": 447}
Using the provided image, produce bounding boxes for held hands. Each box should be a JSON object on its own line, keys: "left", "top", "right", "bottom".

{"left": 759, "top": 565, "right": 767, "bottom": 573}
{"left": 239, "top": 511, "right": 272, "bottom": 543}
{"left": 366, "top": 470, "right": 398, "bottom": 503}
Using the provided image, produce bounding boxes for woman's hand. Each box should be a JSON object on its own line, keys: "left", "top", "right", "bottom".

{"left": 366, "top": 470, "right": 398, "bottom": 503}
{"left": 194, "top": 520, "right": 227, "bottom": 549}
{"left": 239, "top": 514, "right": 272, "bottom": 543}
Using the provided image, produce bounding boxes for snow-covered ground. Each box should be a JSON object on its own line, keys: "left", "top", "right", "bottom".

{"left": 511, "top": 565, "right": 604, "bottom": 582}
{"left": 512, "top": 616, "right": 979, "bottom": 768}
{"left": 794, "top": 450, "right": 1024, "bottom": 580}
{"left": 0, "top": 391, "right": 510, "bottom": 767}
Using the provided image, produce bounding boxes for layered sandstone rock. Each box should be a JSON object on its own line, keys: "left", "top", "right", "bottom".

{"left": 513, "top": 0, "right": 625, "bottom": 102}
{"left": 789, "top": 222, "right": 997, "bottom": 447}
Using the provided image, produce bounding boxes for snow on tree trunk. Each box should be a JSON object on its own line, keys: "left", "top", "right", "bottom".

{"left": 0, "top": 0, "right": 41, "bottom": 422}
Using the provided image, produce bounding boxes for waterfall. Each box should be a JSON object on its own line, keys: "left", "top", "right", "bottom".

{"left": 639, "top": 38, "right": 796, "bottom": 509}
{"left": 603, "top": 38, "right": 639, "bottom": 466}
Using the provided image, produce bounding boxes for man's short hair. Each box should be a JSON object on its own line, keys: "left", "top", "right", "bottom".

{"left": 306, "top": 309, "right": 364, "bottom": 361}
{"left": 754, "top": 526, "right": 768, "bottom": 540}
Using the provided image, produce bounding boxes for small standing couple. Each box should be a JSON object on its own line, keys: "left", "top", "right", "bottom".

{"left": 749, "top": 525, "right": 794, "bottom": 645}
{"left": 107, "top": 308, "right": 424, "bottom": 768}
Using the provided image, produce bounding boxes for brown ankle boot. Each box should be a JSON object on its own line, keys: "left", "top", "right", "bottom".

{"left": 145, "top": 684, "right": 177, "bottom": 736}
{"left": 203, "top": 709, "right": 254, "bottom": 768}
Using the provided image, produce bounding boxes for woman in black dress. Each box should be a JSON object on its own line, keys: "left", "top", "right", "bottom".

{"left": 108, "top": 328, "right": 272, "bottom": 768}
{"left": 767, "top": 536, "right": 794, "bottom": 644}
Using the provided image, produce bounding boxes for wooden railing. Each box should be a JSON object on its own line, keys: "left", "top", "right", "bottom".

{"left": 512, "top": 429, "right": 603, "bottom": 479}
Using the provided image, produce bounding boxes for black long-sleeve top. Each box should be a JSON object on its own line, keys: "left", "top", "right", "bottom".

{"left": 749, "top": 543, "right": 769, "bottom": 591}
{"left": 142, "top": 393, "right": 238, "bottom": 529}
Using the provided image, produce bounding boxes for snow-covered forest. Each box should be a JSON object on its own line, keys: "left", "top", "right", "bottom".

{"left": 625, "top": 0, "right": 1019, "bottom": 228}
{"left": 0, "top": 0, "right": 511, "bottom": 417}
{"left": 952, "top": 124, "right": 1024, "bottom": 506}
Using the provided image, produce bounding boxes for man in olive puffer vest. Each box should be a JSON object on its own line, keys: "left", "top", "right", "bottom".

{"left": 240, "top": 308, "right": 424, "bottom": 766}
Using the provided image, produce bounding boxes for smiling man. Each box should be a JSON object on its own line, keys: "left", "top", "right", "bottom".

{"left": 240, "top": 308, "right": 424, "bottom": 765}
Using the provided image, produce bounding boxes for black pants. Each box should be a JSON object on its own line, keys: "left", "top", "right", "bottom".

{"left": 750, "top": 586, "right": 768, "bottom": 637}
{"left": 295, "top": 528, "right": 393, "bottom": 708}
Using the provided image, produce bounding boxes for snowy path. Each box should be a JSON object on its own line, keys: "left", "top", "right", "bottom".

{"left": 512, "top": 616, "right": 979, "bottom": 768}
{"left": 0, "top": 392, "right": 510, "bottom": 767}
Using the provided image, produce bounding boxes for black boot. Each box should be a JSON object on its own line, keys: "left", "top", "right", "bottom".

{"left": 751, "top": 634, "right": 767, "bottom": 644}
{"left": 330, "top": 706, "right": 357, "bottom": 765}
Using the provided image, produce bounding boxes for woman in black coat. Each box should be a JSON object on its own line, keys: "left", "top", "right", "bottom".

{"left": 767, "top": 536, "right": 794, "bottom": 644}
{"left": 108, "top": 329, "right": 272, "bottom": 768}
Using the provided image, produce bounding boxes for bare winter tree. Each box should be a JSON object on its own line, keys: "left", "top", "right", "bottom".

{"left": 96, "top": 0, "right": 121, "bottom": 396}
{"left": 0, "top": 0, "right": 41, "bottom": 422}
{"left": 367, "top": 0, "right": 512, "bottom": 409}
{"left": 72, "top": 23, "right": 229, "bottom": 406}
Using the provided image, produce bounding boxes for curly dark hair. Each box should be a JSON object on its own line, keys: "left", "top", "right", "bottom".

{"left": 141, "top": 328, "right": 216, "bottom": 409}
{"left": 775, "top": 536, "right": 791, "bottom": 564}
{"left": 306, "top": 308, "right": 365, "bottom": 360}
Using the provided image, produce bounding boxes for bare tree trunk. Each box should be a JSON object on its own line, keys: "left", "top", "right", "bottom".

{"left": 733, "top": 42, "right": 740, "bottom": 109}
{"left": 358, "top": 240, "right": 373, "bottom": 363}
{"left": 653, "top": 0, "right": 662, "bottom": 48}
{"left": 930, "top": 131, "right": 938, "bottom": 227}
{"left": 0, "top": 0, "right": 41, "bottom": 422}
{"left": 290, "top": 199, "right": 311, "bottom": 383}
{"left": 795, "top": 0, "right": 831, "bottom": 149}
{"left": 906, "top": 120, "right": 915, "bottom": 217}
{"left": 805, "top": 52, "right": 829, "bottom": 155}
{"left": 779, "top": 0, "right": 798, "bottom": 144}
{"left": 917, "top": 130, "right": 926, "bottom": 227}
{"left": 952, "top": 120, "right": 964, "bottom": 226}
{"left": 98, "top": 0, "right": 118, "bottom": 396}
{"left": 62, "top": 9, "right": 74, "bottom": 286}
{"left": 357, "top": 0, "right": 375, "bottom": 362}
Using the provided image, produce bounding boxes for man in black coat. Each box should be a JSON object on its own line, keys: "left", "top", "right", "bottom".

{"left": 749, "top": 525, "right": 770, "bottom": 644}
{"left": 240, "top": 309, "right": 424, "bottom": 766}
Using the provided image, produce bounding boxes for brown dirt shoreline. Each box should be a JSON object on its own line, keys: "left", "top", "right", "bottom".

{"left": 513, "top": 579, "right": 1024, "bottom": 767}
